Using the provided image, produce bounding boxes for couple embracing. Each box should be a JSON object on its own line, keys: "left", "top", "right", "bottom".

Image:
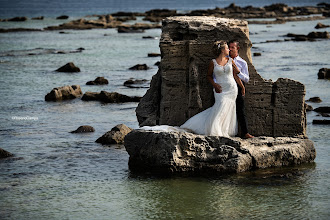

{"left": 142, "top": 40, "right": 254, "bottom": 139}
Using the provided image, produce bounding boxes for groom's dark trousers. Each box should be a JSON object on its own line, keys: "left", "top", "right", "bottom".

{"left": 236, "top": 83, "right": 248, "bottom": 137}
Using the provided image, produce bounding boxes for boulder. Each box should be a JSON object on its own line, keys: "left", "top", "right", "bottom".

{"left": 124, "top": 79, "right": 149, "bottom": 88}
{"left": 45, "top": 85, "right": 82, "bottom": 101}
{"left": 86, "top": 77, "right": 109, "bottom": 85}
{"left": 315, "top": 22, "right": 330, "bottom": 29}
{"left": 253, "top": 52, "right": 262, "bottom": 56}
{"left": 124, "top": 130, "right": 316, "bottom": 175}
{"left": 82, "top": 91, "right": 141, "bottom": 103}
{"left": 312, "top": 120, "right": 330, "bottom": 125}
{"left": 56, "top": 62, "right": 80, "bottom": 72}
{"left": 306, "top": 97, "right": 322, "bottom": 103}
{"left": 129, "top": 64, "right": 149, "bottom": 70}
{"left": 70, "top": 125, "right": 95, "bottom": 133}
{"left": 318, "top": 68, "right": 330, "bottom": 79}
{"left": 56, "top": 15, "right": 69, "bottom": 19}
{"left": 314, "top": 106, "right": 330, "bottom": 113}
{"left": 96, "top": 124, "right": 133, "bottom": 144}
{"left": 8, "top": 17, "right": 28, "bottom": 22}
{"left": 0, "top": 148, "right": 13, "bottom": 159}
{"left": 306, "top": 104, "right": 313, "bottom": 111}
{"left": 307, "top": 31, "right": 330, "bottom": 39}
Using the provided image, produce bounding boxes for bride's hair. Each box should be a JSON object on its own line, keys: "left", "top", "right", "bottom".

{"left": 213, "top": 40, "right": 227, "bottom": 56}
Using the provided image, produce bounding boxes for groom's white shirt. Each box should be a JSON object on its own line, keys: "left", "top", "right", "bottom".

{"left": 213, "top": 55, "right": 249, "bottom": 83}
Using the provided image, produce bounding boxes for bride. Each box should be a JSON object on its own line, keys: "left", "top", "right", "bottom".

{"left": 141, "top": 40, "right": 245, "bottom": 138}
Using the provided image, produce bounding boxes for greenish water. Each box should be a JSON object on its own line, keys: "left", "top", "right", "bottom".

{"left": 0, "top": 13, "right": 329, "bottom": 220}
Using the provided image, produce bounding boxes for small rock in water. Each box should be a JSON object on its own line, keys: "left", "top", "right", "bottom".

{"left": 86, "top": 77, "right": 109, "bottom": 85}
{"left": 318, "top": 68, "right": 330, "bottom": 79}
{"left": 306, "top": 104, "right": 313, "bottom": 112}
{"left": 314, "top": 106, "right": 330, "bottom": 113}
{"left": 253, "top": 52, "right": 262, "bottom": 56}
{"left": 96, "top": 124, "right": 133, "bottom": 144}
{"left": 306, "top": 97, "right": 322, "bottom": 103}
{"left": 70, "top": 125, "right": 95, "bottom": 133}
{"left": 129, "top": 64, "right": 149, "bottom": 70}
{"left": 56, "top": 15, "right": 69, "bottom": 19}
{"left": 148, "top": 53, "right": 161, "bottom": 57}
{"left": 56, "top": 62, "right": 80, "bottom": 72}
{"left": 0, "top": 148, "right": 13, "bottom": 159}
{"left": 312, "top": 120, "right": 330, "bottom": 125}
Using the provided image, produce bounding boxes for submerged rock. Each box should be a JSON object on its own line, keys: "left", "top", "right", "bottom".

{"left": 306, "top": 97, "right": 322, "bottom": 103}
{"left": 129, "top": 64, "right": 149, "bottom": 70}
{"left": 45, "top": 85, "right": 82, "bottom": 101}
{"left": 82, "top": 91, "right": 141, "bottom": 103}
{"left": 318, "top": 68, "right": 330, "bottom": 79}
{"left": 56, "top": 62, "right": 81, "bottom": 72}
{"left": 0, "top": 148, "right": 13, "bottom": 159}
{"left": 70, "top": 125, "right": 95, "bottom": 133}
{"left": 97, "top": 124, "right": 133, "bottom": 144}
{"left": 124, "top": 130, "right": 316, "bottom": 175}
{"left": 86, "top": 77, "right": 109, "bottom": 85}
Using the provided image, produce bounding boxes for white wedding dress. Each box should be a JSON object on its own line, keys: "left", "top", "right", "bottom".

{"left": 141, "top": 58, "right": 238, "bottom": 137}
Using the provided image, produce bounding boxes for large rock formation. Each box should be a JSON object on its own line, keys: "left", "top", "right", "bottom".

{"left": 136, "top": 16, "right": 307, "bottom": 137}
{"left": 124, "top": 130, "right": 315, "bottom": 174}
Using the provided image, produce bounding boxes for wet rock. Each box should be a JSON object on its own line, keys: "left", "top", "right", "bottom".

{"left": 82, "top": 91, "right": 141, "bottom": 103}
{"left": 45, "top": 85, "right": 82, "bottom": 101}
{"left": 306, "top": 97, "right": 322, "bottom": 103}
{"left": 312, "top": 120, "right": 330, "bottom": 124}
{"left": 96, "top": 124, "right": 133, "bottom": 144}
{"left": 306, "top": 104, "right": 313, "bottom": 111}
{"left": 143, "top": 36, "right": 157, "bottom": 39}
{"left": 307, "top": 31, "right": 330, "bottom": 39}
{"left": 56, "top": 62, "right": 80, "bottom": 72}
{"left": 154, "top": 61, "right": 160, "bottom": 66}
{"left": 6, "top": 17, "right": 28, "bottom": 22}
{"left": 148, "top": 53, "right": 161, "bottom": 57}
{"left": 253, "top": 52, "right": 262, "bottom": 56}
{"left": 86, "top": 77, "right": 109, "bottom": 85}
{"left": 124, "top": 79, "right": 149, "bottom": 88}
{"left": 32, "top": 16, "right": 44, "bottom": 20}
{"left": 315, "top": 22, "right": 330, "bottom": 29}
{"left": 124, "top": 130, "right": 316, "bottom": 175}
{"left": 0, "top": 148, "right": 13, "bottom": 159}
{"left": 314, "top": 106, "right": 330, "bottom": 113}
{"left": 70, "top": 125, "right": 95, "bottom": 133}
{"left": 118, "top": 26, "right": 145, "bottom": 33}
{"left": 129, "top": 64, "right": 149, "bottom": 70}
{"left": 319, "top": 113, "right": 330, "bottom": 117}
{"left": 318, "top": 68, "right": 330, "bottom": 79}
{"left": 56, "top": 15, "right": 69, "bottom": 19}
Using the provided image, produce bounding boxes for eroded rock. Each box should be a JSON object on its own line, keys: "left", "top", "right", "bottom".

{"left": 97, "top": 124, "right": 133, "bottom": 144}
{"left": 70, "top": 125, "right": 95, "bottom": 133}
{"left": 45, "top": 85, "right": 82, "bottom": 101}
{"left": 124, "top": 130, "right": 315, "bottom": 174}
{"left": 318, "top": 68, "right": 330, "bottom": 79}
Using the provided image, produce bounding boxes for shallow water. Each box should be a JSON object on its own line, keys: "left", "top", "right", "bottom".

{"left": 0, "top": 6, "right": 330, "bottom": 220}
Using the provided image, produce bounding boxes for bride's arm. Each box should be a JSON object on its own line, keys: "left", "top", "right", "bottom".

{"left": 207, "top": 61, "right": 222, "bottom": 93}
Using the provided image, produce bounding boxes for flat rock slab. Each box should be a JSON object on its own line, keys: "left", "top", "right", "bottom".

{"left": 124, "top": 130, "right": 315, "bottom": 175}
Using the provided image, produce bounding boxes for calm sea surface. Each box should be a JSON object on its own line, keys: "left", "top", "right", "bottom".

{"left": 0, "top": 0, "right": 330, "bottom": 219}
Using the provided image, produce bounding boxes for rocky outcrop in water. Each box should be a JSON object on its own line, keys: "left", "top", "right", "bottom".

{"left": 136, "top": 16, "right": 307, "bottom": 137}
{"left": 56, "top": 62, "right": 81, "bottom": 72}
{"left": 82, "top": 91, "right": 141, "bottom": 103}
{"left": 97, "top": 124, "right": 133, "bottom": 144}
{"left": 0, "top": 148, "right": 13, "bottom": 159}
{"left": 86, "top": 77, "right": 109, "bottom": 85}
{"left": 124, "top": 130, "right": 316, "bottom": 174}
{"left": 318, "top": 68, "right": 330, "bottom": 79}
{"left": 70, "top": 125, "right": 95, "bottom": 133}
{"left": 45, "top": 85, "right": 82, "bottom": 101}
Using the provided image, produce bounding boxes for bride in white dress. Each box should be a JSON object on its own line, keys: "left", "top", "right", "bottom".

{"left": 141, "top": 41, "right": 245, "bottom": 138}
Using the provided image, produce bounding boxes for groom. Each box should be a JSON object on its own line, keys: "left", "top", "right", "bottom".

{"left": 228, "top": 40, "right": 254, "bottom": 139}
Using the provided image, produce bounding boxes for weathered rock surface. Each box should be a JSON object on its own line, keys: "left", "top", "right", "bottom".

{"left": 97, "top": 124, "right": 133, "bottom": 144}
{"left": 0, "top": 148, "right": 13, "bottom": 159}
{"left": 129, "top": 64, "right": 149, "bottom": 70}
{"left": 124, "top": 130, "right": 316, "bottom": 174}
{"left": 318, "top": 68, "right": 330, "bottom": 79}
{"left": 86, "top": 77, "right": 109, "bottom": 85}
{"left": 45, "top": 85, "right": 82, "bottom": 101}
{"left": 136, "top": 16, "right": 307, "bottom": 137}
{"left": 56, "top": 62, "right": 80, "bottom": 72}
{"left": 70, "top": 125, "right": 95, "bottom": 133}
{"left": 82, "top": 91, "right": 141, "bottom": 103}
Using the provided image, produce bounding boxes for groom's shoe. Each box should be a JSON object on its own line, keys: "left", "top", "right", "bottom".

{"left": 243, "top": 133, "right": 254, "bottom": 139}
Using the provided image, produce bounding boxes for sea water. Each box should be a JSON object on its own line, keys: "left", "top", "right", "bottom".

{"left": 0, "top": 1, "right": 330, "bottom": 219}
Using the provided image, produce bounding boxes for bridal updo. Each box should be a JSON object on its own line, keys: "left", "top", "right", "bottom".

{"left": 213, "top": 40, "right": 227, "bottom": 56}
